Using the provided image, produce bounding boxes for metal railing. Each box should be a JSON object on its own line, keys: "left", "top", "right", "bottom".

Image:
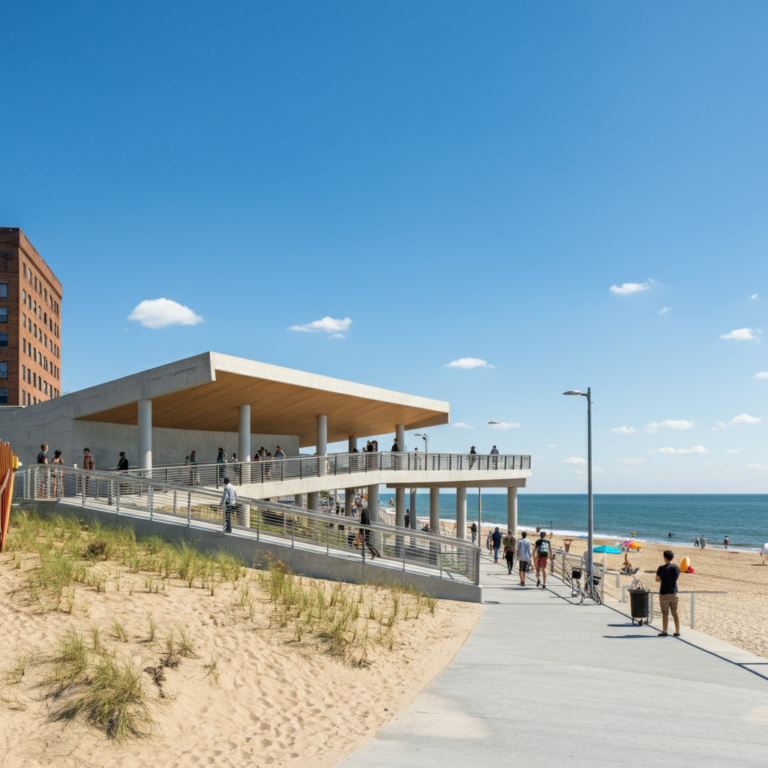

{"left": 554, "top": 548, "right": 604, "bottom": 604}
{"left": 124, "top": 451, "right": 532, "bottom": 489}
{"left": 16, "top": 466, "right": 481, "bottom": 586}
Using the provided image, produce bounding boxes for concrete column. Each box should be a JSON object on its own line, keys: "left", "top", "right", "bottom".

{"left": 348, "top": 436, "right": 357, "bottom": 452}
{"left": 308, "top": 492, "right": 320, "bottom": 511}
{"left": 508, "top": 486, "right": 518, "bottom": 535}
{"left": 395, "top": 487, "right": 406, "bottom": 527}
{"left": 345, "top": 488, "right": 355, "bottom": 517}
{"left": 396, "top": 423, "right": 405, "bottom": 452}
{"left": 317, "top": 414, "right": 327, "bottom": 455}
{"left": 456, "top": 487, "right": 467, "bottom": 540}
{"left": 238, "top": 405, "right": 251, "bottom": 487}
{"left": 138, "top": 399, "right": 152, "bottom": 471}
{"left": 294, "top": 493, "right": 306, "bottom": 508}
{"left": 410, "top": 488, "right": 418, "bottom": 529}
{"left": 367, "top": 484, "right": 379, "bottom": 523}
{"left": 429, "top": 487, "right": 440, "bottom": 535}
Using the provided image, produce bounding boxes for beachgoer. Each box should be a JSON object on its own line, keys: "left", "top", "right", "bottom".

{"left": 503, "top": 531, "right": 516, "bottom": 573}
{"left": 486, "top": 529, "right": 493, "bottom": 553}
{"left": 701, "top": 535, "right": 707, "bottom": 549}
{"left": 694, "top": 537, "right": 700, "bottom": 548}
{"left": 51, "top": 449, "right": 64, "bottom": 496}
{"left": 391, "top": 439, "right": 399, "bottom": 452}
{"left": 490, "top": 445, "right": 499, "bottom": 455}
{"left": 655, "top": 549, "right": 681, "bottom": 637}
{"left": 220, "top": 477, "right": 237, "bottom": 533}
{"left": 762, "top": 544, "right": 768, "bottom": 565}
{"left": 621, "top": 553, "right": 635, "bottom": 576}
{"left": 631, "top": 531, "right": 636, "bottom": 539}
{"left": 516, "top": 532, "right": 532, "bottom": 586}
{"left": 491, "top": 527, "right": 502, "bottom": 563}
{"left": 533, "top": 532, "right": 551, "bottom": 588}
{"left": 668, "top": 532, "right": 673, "bottom": 538}
{"left": 275, "top": 446, "right": 286, "bottom": 460}
{"left": 469, "top": 445, "right": 477, "bottom": 469}
{"left": 37, "top": 442, "right": 49, "bottom": 496}
{"left": 359, "top": 506, "right": 379, "bottom": 559}
{"left": 470, "top": 521, "right": 478, "bottom": 545}
{"left": 724, "top": 535, "right": 729, "bottom": 550}
{"left": 116, "top": 451, "right": 129, "bottom": 471}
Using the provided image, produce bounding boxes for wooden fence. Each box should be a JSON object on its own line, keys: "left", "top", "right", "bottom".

{"left": 0, "top": 440, "right": 19, "bottom": 552}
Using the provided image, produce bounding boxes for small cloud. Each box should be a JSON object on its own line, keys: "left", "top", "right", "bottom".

{"left": 731, "top": 413, "right": 761, "bottom": 425}
{"left": 572, "top": 470, "right": 583, "bottom": 475}
{"left": 593, "top": 467, "right": 605, "bottom": 474}
{"left": 289, "top": 317, "right": 352, "bottom": 337}
{"left": 616, "top": 458, "right": 645, "bottom": 465}
{"left": 745, "top": 463, "right": 766, "bottom": 470}
{"left": 452, "top": 422, "right": 475, "bottom": 429}
{"left": 659, "top": 307, "right": 672, "bottom": 314}
{"left": 755, "top": 372, "right": 768, "bottom": 379}
{"left": 563, "top": 457, "right": 587, "bottom": 465}
{"left": 445, "top": 357, "right": 495, "bottom": 369}
{"left": 546, "top": 444, "right": 557, "bottom": 448}
{"left": 128, "top": 298, "right": 204, "bottom": 329}
{"left": 611, "top": 426, "right": 637, "bottom": 434}
{"left": 725, "top": 449, "right": 741, "bottom": 454}
{"left": 749, "top": 294, "right": 758, "bottom": 299}
{"left": 648, "top": 445, "right": 708, "bottom": 455}
{"left": 610, "top": 282, "right": 650, "bottom": 296}
{"left": 644, "top": 420, "right": 695, "bottom": 433}
{"left": 488, "top": 421, "right": 521, "bottom": 430}
{"left": 720, "top": 328, "right": 760, "bottom": 341}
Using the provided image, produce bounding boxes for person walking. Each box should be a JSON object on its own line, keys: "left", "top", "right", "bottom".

{"left": 490, "top": 444, "right": 499, "bottom": 468}
{"left": 470, "top": 521, "right": 478, "bottom": 545}
{"left": 359, "top": 505, "right": 380, "bottom": 559}
{"left": 516, "top": 531, "right": 532, "bottom": 586}
{"left": 82, "top": 447, "right": 95, "bottom": 496}
{"left": 533, "top": 531, "right": 551, "bottom": 588}
{"left": 469, "top": 445, "right": 477, "bottom": 469}
{"left": 491, "top": 527, "right": 503, "bottom": 563}
{"left": 486, "top": 528, "right": 493, "bottom": 554}
{"left": 724, "top": 535, "right": 730, "bottom": 550}
{"left": 37, "top": 442, "right": 49, "bottom": 497}
{"left": 694, "top": 536, "right": 700, "bottom": 548}
{"left": 503, "top": 530, "right": 517, "bottom": 574}
{"left": 216, "top": 447, "right": 227, "bottom": 482}
{"left": 655, "top": 550, "right": 681, "bottom": 637}
{"left": 220, "top": 477, "right": 237, "bottom": 533}
{"left": 701, "top": 535, "right": 707, "bottom": 549}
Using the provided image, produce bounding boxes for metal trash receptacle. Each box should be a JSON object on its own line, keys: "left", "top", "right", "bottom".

{"left": 629, "top": 588, "right": 651, "bottom": 624}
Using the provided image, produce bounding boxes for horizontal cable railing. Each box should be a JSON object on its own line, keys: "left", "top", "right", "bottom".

{"left": 123, "top": 451, "right": 532, "bottom": 489}
{"left": 16, "top": 466, "right": 481, "bottom": 586}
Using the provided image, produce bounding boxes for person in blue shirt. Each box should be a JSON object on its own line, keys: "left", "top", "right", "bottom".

{"left": 491, "top": 527, "right": 503, "bottom": 563}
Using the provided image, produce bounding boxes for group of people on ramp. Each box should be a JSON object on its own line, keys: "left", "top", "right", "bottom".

{"left": 488, "top": 528, "right": 551, "bottom": 588}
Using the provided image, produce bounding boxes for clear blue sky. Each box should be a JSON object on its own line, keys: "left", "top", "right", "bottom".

{"left": 2, "top": 1, "right": 766, "bottom": 492}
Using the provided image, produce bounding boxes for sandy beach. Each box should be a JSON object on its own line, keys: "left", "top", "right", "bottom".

{"left": 0, "top": 516, "right": 480, "bottom": 768}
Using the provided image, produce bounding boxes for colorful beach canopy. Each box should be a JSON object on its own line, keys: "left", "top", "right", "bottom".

{"left": 593, "top": 545, "right": 622, "bottom": 554}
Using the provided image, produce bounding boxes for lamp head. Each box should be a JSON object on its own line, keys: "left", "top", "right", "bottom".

{"left": 487, "top": 420, "right": 500, "bottom": 424}
{"left": 563, "top": 390, "right": 581, "bottom": 396}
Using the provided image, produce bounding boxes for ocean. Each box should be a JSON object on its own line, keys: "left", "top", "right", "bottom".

{"left": 376, "top": 492, "right": 768, "bottom": 551}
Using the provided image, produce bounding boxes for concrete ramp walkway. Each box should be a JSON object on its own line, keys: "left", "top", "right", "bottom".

{"left": 338, "top": 557, "right": 768, "bottom": 767}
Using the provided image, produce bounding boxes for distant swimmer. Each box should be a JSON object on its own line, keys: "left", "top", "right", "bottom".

{"left": 631, "top": 531, "right": 636, "bottom": 539}
{"left": 724, "top": 535, "right": 730, "bottom": 550}
{"left": 668, "top": 532, "right": 673, "bottom": 538}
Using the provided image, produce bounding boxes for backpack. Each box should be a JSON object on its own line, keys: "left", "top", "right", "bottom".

{"left": 537, "top": 539, "right": 550, "bottom": 557}
{"left": 37, "top": 451, "right": 46, "bottom": 464}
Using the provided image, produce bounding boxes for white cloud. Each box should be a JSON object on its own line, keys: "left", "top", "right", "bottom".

{"left": 563, "top": 457, "right": 587, "bottom": 465}
{"left": 648, "top": 445, "right": 709, "bottom": 455}
{"left": 755, "top": 372, "right": 768, "bottom": 379}
{"left": 289, "top": 316, "right": 352, "bottom": 337}
{"left": 644, "top": 420, "right": 696, "bottom": 433}
{"left": 725, "top": 449, "right": 741, "bottom": 454}
{"left": 547, "top": 444, "right": 557, "bottom": 448}
{"left": 488, "top": 421, "right": 521, "bottom": 430}
{"left": 720, "top": 328, "right": 760, "bottom": 341}
{"left": 452, "top": 422, "right": 475, "bottom": 429}
{"left": 731, "top": 413, "right": 761, "bottom": 425}
{"left": 616, "top": 458, "right": 645, "bottom": 465}
{"left": 749, "top": 294, "right": 758, "bottom": 299}
{"left": 611, "top": 426, "right": 637, "bottom": 434}
{"left": 594, "top": 467, "right": 605, "bottom": 474}
{"left": 745, "top": 464, "right": 766, "bottom": 470}
{"left": 610, "top": 282, "right": 650, "bottom": 296}
{"left": 659, "top": 307, "right": 672, "bottom": 314}
{"left": 445, "top": 357, "right": 495, "bottom": 369}
{"left": 127, "top": 298, "right": 204, "bottom": 329}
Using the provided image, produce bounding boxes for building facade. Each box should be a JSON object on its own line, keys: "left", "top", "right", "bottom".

{"left": 0, "top": 228, "right": 62, "bottom": 406}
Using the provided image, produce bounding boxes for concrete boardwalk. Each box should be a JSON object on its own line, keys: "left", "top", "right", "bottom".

{"left": 338, "top": 556, "right": 768, "bottom": 767}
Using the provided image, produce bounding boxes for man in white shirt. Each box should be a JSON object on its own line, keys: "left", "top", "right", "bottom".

{"left": 221, "top": 477, "right": 237, "bottom": 533}
{"left": 515, "top": 531, "right": 532, "bottom": 586}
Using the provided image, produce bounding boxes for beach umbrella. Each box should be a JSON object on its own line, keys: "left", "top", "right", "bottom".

{"left": 629, "top": 541, "right": 643, "bottom": 549}
{"left": 593, "top": 546, "right": 622, "bottom": 554}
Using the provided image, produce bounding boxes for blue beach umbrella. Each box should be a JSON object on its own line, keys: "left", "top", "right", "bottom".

{"left": 593, "top": 545, "right": 622, "bottom": 554}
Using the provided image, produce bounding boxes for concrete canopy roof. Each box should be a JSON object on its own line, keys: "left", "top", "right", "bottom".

{"left": 74, "top": 352, "right": 450, "bottom": 446}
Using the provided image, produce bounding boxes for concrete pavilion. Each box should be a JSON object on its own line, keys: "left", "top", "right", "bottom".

{"left": 0, "top": 352, "right": 531, "bottom": 536}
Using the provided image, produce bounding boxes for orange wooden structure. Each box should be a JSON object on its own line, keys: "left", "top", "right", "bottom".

{"left": 0, "top": 440, "right": 19, "bottom": 552}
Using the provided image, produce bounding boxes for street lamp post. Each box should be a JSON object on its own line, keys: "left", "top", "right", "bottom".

{"left": 563, "top": 389, "right": 594, "bottom": 597}
{"left": 414, "top": 433, "right": 429, "bottom": 454}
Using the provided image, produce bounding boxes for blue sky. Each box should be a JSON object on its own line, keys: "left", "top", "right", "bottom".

{"left": 2, "top": 1, "right": 766, "bottom": 492}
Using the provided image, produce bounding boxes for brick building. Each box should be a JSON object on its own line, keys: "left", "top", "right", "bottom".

{"left": 0, "top": 228, "right": 62, "bottom": 406}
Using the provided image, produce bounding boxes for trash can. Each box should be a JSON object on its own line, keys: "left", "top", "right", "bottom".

{"left": 629, "top": 588, "right": 651, "bottom": 624}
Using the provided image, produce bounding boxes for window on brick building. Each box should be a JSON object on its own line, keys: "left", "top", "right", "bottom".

{"left": 0, "top": 283, "right": 7, "bottom": 298}
{"left": 0, "top": 333, "right": 6, "bottom": 348}
{"left": 0, "top": 389, "right": 7, "bottom": 405}
{"left": 0, "top": 363, "right": 7, "bottom": 379}
{"left": 22, "top": 290, "right": 26, "bottom": 303}
{"left": 0, "top": 308, "right": 6, "bottom": 323}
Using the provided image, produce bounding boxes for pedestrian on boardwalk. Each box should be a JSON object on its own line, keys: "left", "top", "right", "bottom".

{"left": 490, "top": 444, "right": 499, "bottom": 468}
{"left": 655, "top": 549, "right": 681, "bottom": 637}
{"left": 516, "top": 531, "right": 532, "bottom": 586}
{"left": 469, "top": 445, "right": 477, "bottom": 469}
{"left": 274, "top": 446, "right": 286, "bottom": 460}
{"left": 116, "top": 451, "right": 129, "bottom": 471}
{"left": 216, "top": 447, "right": 227, "bottom": 482}
{"left": 470, "top": 521, "right": 478, "bottom": 545}
{"left": 503, "top": 530, "right": 517, "bottom": 574}
{"left": 220, "top": 477, "right": 237, "bottom": 533}
{"left": 359, "top": 505, "right": 379, "bottom": 559}
{"left": 486, "top": 528, "right": 493, "bottom": 553}
{"left": 533, "top": 532, "right": 551, "bottom": 588}
{"left": 37, "top": 442, "right": 49, "bottom": 496}
{"left": 491, "top": 527, "right": 502, "bottom": 563}
{"left": 51, "top": 449, "right": 64, "bottom": 497}
{"left": 81, "top": 447, "right": 95, "bottom": 496}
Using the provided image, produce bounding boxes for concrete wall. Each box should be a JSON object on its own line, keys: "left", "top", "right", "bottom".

{"left": 24, "top": 500, "right": 482, "bottom": 604}
{"left": 0, "top": 408, "right": 298, "bottom": 470}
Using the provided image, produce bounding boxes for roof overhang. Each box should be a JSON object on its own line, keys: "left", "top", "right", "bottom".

{"left": 73, "top": 352, "right": 449, "bottom": 446}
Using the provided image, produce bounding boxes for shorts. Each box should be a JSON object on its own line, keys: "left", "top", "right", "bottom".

{"left": 535, "top": 557, "right": 548, "bottom": 571}
{"left": 504, "top": 550, "right": 514, "bottom": 561}
{"left": 519, "top": 560, "right": 530, "bottom": 573}
{"left": 659, "top": 593, "right": 679, "bottom": 618}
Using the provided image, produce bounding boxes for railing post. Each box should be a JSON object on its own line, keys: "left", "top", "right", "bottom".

{"left": 691, "top": 593, "right": 695, "bottom": 629}
{"left": 187, "top": 492, "right": 191, "bottom": 527}
{"left": 108, "top": 478, "right": 113, "bottom": 506}
{"left": 81, "top": 474, "right": 85, "bottom": 506}
{"left": 149, "top": 486, "right": 154, "bottom": 520}
{"left": 116, "top": 479, "right": 120, "bottom": 513}
{"left": 173, "top": 490, "right": 177, "bottom": 517}
{"left": 475, "top": 548, "right": 480, "bottom": 586}
{"left": 56, "top": 469, "right": 63, "bottom": 503}
{"left": 256, "top": 504, "right": 260, "bottom": 541}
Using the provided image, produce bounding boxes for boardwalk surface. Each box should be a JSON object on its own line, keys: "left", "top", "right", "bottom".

{"left": 338, "top": 556, "right": 768, "bottom": 767}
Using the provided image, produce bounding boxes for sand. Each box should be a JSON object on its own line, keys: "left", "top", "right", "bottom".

{"left": 0, "top": 549, "right": 480, "bottom": 768}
